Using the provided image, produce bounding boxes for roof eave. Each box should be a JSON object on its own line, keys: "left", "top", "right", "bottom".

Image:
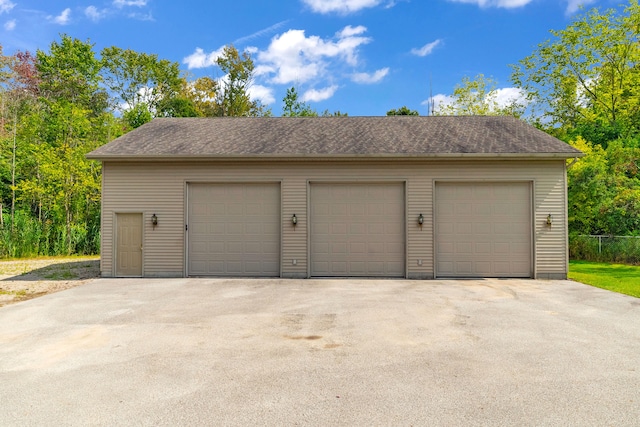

{"left": 86, "top": 152, "right": 585, "bottom": 162}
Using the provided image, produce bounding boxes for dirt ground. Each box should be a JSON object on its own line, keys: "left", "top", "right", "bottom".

{"left": 0, "top": 257, "right": 100, "bottom": 308}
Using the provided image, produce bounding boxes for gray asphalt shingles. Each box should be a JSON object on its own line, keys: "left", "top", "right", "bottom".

{"left": 87, "top": 116, "right": 583, "bottom": 159}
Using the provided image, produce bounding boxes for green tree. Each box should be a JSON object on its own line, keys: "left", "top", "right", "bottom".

{"left": 386, "top": 106, "right": 419, "bottom": 116}
{"left": 182, "top": 76, "right": 218, "bottom": 117}
{"left": 282, "top": 87, "right": 318, "bottom": 117}
{"left": 215, "top": 45, "right": 268, "bottom": 117}
{"left": 123, "top": 102, "right": 153, "bottom": 128}
{"left": 322, "top": 109, "right": 348, "bottom": 117}
{"left": 16, "top": 35, "right": 111, "bottom": 254}
{"left": 101, "top": 46, "right": 182, "bottom": 116}
{"left": 0, "top": 46, "right": 39, "bottom": 233}
{"left": 37, "top": 35, "right": 107, "bottom": 115}
{"left": 511, "top": 1, "right": 640, "bottom": 141}
{"left": 511, "top": 1, "right": 640, "bottom": 237}
{"left": 567, "top": 137, "right": 640, "bottom": 235}
{"left": 433, "top": 74, "right": 524, "bottom": 117}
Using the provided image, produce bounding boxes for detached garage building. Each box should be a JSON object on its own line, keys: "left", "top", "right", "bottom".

{"left": 87, "top": 116, "right": 583, "bottom": 280}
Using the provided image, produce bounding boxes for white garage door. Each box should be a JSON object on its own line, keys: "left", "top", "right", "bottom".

{"left": 188, "top": 183, "right": 280, "bottom": 276}
{"left": 435, "top": 182, "right": 532, "bottom": 278}
{"left": 310, "top": 183, "right": 405, "bottom": 277}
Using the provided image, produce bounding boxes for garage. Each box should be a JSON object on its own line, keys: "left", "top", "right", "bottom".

{"left": 187, "top": 183, "right": 280, "bottom": 276}
{"left": 89, "top": 116, "right": 582, "bottom": 279}
{"left": 310, "top": 182, "right": 405, "bottom": 277}
{"left": 435, "top": 182, "right": 532, "bottom": 278}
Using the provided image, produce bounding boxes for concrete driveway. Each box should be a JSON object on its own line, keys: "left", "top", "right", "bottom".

{"left": 0, "top": 278, "right": 638, "bottom": 426}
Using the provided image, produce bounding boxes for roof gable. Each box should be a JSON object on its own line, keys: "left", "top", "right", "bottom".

{"left": 87, "top": 116, "right": 583, "bottom": 160}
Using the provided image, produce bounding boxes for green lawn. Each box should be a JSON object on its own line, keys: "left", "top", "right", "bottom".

{"left": 569, "top": 260, "right": 640, "bottom": 298}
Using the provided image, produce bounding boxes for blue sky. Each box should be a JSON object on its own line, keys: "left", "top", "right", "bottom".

{"left": 0, "top": 0, "right": 620, "bottom": 116}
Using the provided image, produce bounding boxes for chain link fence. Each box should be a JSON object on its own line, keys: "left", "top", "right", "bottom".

{"left": 570, "top": 235, "right": 640, "bottom": 265}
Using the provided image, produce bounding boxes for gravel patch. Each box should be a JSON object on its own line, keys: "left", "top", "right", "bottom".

{"left": 0, "top": 257, "right": 100, "bottom": 307}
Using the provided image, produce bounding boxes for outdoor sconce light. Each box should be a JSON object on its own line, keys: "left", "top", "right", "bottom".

{"left": 151, "top": 213, "right": 158, "bottom": 228}
{"left": 418, "top": 213, "right": 424, "bottom": 229}
{"left": 292, "top": 214, "right": 297, "bottom": 226}
{"left": 546, "top": 214, "right": 553, "bottom": 226}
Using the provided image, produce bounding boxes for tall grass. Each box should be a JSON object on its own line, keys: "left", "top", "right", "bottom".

{"left": 0, "top": 209, "right": 100, "bottom": 258}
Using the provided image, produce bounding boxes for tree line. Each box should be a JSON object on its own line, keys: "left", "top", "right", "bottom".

{"left": 0, "top": 37, "right": 274, "bottom": 257}
{"left": 1, "top": 1, "right": 639, "bottom": 258}
{"left": 399, "top": 1, "right": 640, "bottom": 238}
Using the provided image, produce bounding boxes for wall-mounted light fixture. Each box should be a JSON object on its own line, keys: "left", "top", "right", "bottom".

{"left": 418, "top": 213, "right": 424, "bottom": 229}
{"left": 546, "top": 214, "right": 553, "bottom": 226}
{"left": 151, "top": 213, "right": 158, "bottom": 228}
{"left": 292, "top": 214, "right": 297, "bottom": 227}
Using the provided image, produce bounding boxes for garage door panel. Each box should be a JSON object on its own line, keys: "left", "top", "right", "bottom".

{"left": 188, "top": 183, "right": 280, "bottom": 277}
{"left": 475, "top": 262, "right": 492, "bottom": 275}
{"left": 456, "top": 242, "right": 473, "bottom": 254}
{"left": 476, "top": 242, "right": 491, "bottom": 253}
{"left": 350, "top": 242, "right": 366, "bottom": 254}
{"left": 332, "top": 243, "right": 348, "bottom": 254}
{"left": 368, "top": 242, "right": 384, "bottom": 254}
{"left": 332, "top": 204, "right": 348, "bottom": 215}
{"left": 332, "top": 262, "right": 348, "bottom": 274}
{"left": 331, "top": 223, "right": 348, "bottom": 234}
{"left": 350, "top": 204, "right": 365, "bottom": 216}
{"left": 350, "top": 223, "right": 366, "bottom": 234}
{"left": 494, "top": 242, "right": 510, "bottom": 254}
{"left": 311, "top": 183, "right": 405, "bottom": 277}
{"left": 313, "top": 242, "right": 329, "bottom": 254}
{"left": 457, "top": 222, "right": 473, "bottom": 234}
{"left": 436, "top": 182, "right": 532, "bottom": 278}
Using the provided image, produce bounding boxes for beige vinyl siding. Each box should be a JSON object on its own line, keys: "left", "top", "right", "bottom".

{"left": 534, "top": 162, "right": 568, "bottom": 279}
{"left": 100, "top": 160, "right": 568, "bottom": 279}
{"left": 101, "top": 164, "right": 185, "bottom": 277}
{"left": 282, "top": 179, "right": 307, "bottom": 278}
{"left": 407, "top": 177, "right": 432, "bottom": 278}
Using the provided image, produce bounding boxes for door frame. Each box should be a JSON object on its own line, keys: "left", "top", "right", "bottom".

{"left": 184, "top": 181, "right": 283, "bottom": 277}
{"left": 113, "top": 211, "right": 144, "bottom": 278}
{"left": 306, "top": 180, "right": 407, "bottom": 278}
{"left": 432, "top": 180, "right": 535, "bottom": 279}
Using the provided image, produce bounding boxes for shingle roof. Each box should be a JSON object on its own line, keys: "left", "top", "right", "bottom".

{"left": 87, "top": 116, "right": 583, "bottom": 160}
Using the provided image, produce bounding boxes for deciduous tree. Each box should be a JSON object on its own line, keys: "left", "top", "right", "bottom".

{"left": 386, "top": 106, "right": 419, "bottom": 116}
{"left": 432, "top": 74, "right": 523, "bottom": 117}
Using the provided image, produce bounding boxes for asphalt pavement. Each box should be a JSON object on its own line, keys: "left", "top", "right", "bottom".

{"left": 0, "top": 278, "right": 639, "bottom": 426}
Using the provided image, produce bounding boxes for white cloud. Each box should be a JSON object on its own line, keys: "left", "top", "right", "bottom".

{"left": 301, "top": 85, "right": 338, "bottom": 102}
{"left": 49, "top": 8, "right": 71, "bottom": 25}
{"left": 0, "top": 0, "right": 14, "bottom": 14}
{"left": 248, "top": 84, "right": 276, "bottom": 105}
{"left": 565, "top": 0, "right": 596, "bottom": 15}
{"left": 127, "top": 12, "right": 154, "bottom": 21}
{"left": 4, "top": 18, "right": 15, "bottom": 31}
{"left": 257, "top": 26, "right": 372, "bottom": 85}
{"left": 492, "top": 87, "right": 526, "bottom": 108}
{"left": 351, "top": 67, "right": 389, "bottom": 84}
{"left": 302, "top": 0, "right": 383, "bottom": 14}
{"left": 338, "top": 25, "right": 367, "bottom": 38}
{"left": 85, "top": 6, "right": 108, "bottom": 22}
{"left": 113, "top": 0, "right": 148, "bottom": 7}
{"left": 446, "top": 0, "right": 533, "bottom": 8}
{"left": 424, "top": 94, "right": 455, "bottom": 111}
{"left": 183, "top": 47, "right": 226, "bottom": 69}
{"left": 411, "top": 39, "right": 442, "bottom": 57}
